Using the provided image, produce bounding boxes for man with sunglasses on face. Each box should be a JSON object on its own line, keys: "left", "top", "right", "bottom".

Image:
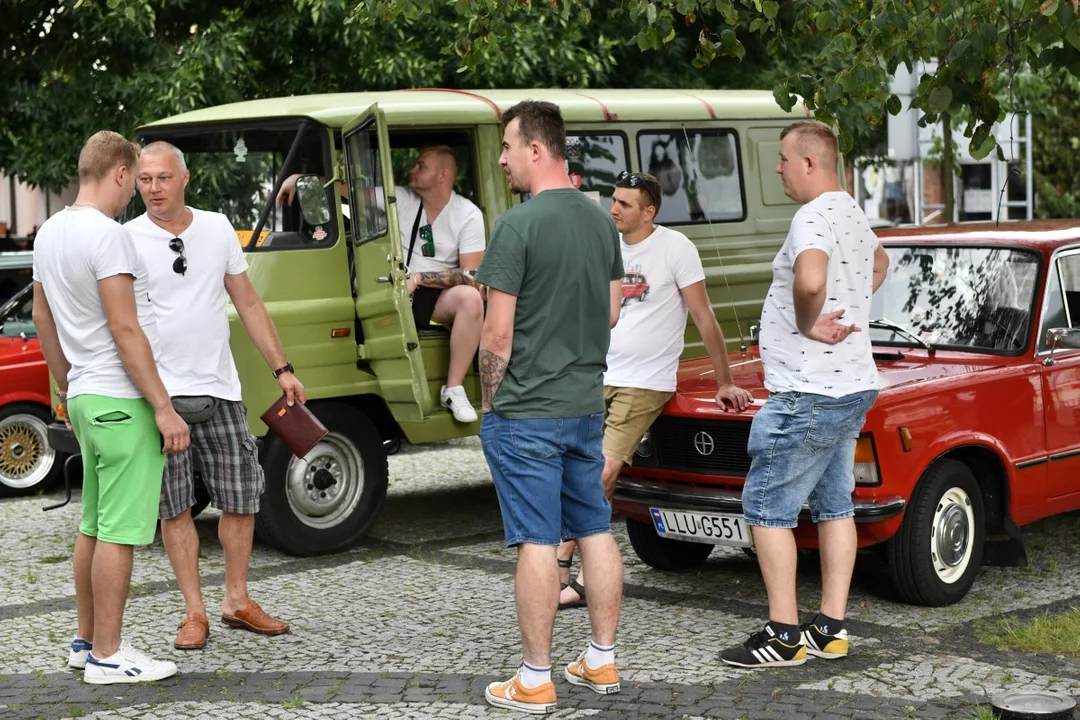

{"left": 555, "top": 171, "right": 753, "bottom": 610}
{"left": 125, "top": 141, "right": 304, "bottom": 653}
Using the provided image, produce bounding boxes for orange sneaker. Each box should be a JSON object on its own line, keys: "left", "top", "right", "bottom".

{"left": 485, "top": 669, "right": 557, "bottom": 714}
{"left": 564, "top": 649, "right": 621, "bottom": 695}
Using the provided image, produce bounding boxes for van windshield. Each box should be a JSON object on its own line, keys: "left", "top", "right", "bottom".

{"left": 133, "top": 121, "right": 335, "bottom": 250}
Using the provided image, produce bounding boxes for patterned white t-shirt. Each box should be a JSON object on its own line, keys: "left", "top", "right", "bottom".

{"left": 758, "top": 191, "right": 880, "bottom": 398}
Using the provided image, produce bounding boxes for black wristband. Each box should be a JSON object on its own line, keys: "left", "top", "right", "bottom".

{"left": 272, "top": 362, "right": 294, "bottom": 378}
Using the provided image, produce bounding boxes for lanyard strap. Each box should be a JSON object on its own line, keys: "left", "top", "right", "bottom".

{"left": 406, "top": 202, "right": 424, "bottom": 266}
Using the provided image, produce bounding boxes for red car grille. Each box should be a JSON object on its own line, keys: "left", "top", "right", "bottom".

{"left": 651, "top": 416, "right": 752, "bottom": 477}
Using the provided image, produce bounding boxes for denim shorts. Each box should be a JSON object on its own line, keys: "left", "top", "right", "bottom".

{"left": 480, "top": 411, "right": 611, "bottom": 547}
{"left": 742, "top": 389, "right": 878, "bottom": 528}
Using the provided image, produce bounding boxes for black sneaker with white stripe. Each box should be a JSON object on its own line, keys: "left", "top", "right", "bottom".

{"left": 720, "top": 622, "right": 807, "bottom": 668}
{"left": 801, "top": 620, "right": 849, "bottom": 659}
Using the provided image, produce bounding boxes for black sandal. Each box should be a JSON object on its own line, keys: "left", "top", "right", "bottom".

{"left": 557, "top": 556, "right": 573, "bottom": 590}
{"left": 558, "top": 580, "right": 587, "bottom": 610}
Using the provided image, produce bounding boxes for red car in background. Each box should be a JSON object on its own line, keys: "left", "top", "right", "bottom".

{"left": 0, "top": 282, "right": 64, "bottom": 495}
{"left": 614, "top": 220, "right": 1080, "bottom": 607}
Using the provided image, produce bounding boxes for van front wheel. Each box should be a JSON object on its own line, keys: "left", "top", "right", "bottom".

{"left": 255, "top": 402, "right": 388, "bottom": 556}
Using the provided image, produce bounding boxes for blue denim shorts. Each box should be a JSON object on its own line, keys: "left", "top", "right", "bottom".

{"left": 480, "top": 411, "right": 611, "bottom": 547}
{"left": 742, "top": 390, "right": 878, "bottom": 528}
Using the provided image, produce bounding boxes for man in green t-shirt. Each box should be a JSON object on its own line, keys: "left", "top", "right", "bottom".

{"left": 474, "top": 100, "right": 625, "bottom": 715}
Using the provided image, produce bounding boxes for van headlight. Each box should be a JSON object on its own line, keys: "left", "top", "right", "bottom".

{"left": 854, "top": 434, "right": 881, "bottom": 486}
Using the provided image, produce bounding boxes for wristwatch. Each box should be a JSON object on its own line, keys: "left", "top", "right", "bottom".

{"left": 272, "top": 362, "right": 294, "bottom": 378}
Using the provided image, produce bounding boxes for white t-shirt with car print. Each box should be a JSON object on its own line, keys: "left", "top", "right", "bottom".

{"left": 605, "top": 225, "right": 706, "bottom": 392}
{"left": 758, "top": 191, "right": 880, "bottom": 398}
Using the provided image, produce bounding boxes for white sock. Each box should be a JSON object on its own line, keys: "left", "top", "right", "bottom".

{"left": 585, "top": 640, "right": 615, "bottom": 668}
{"left": 520, "top": 661, "right": 551, "bottom": 688}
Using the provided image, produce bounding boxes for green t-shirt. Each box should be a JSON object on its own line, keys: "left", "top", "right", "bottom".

{"left": 475, "top": 188, "right": 623, "bottom": 419}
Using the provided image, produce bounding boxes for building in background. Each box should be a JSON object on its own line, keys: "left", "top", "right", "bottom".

{"left": 0, "top": 174, "right": 76, "bottom": 247}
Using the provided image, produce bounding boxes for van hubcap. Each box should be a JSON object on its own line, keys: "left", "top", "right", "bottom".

{"left": 285, "top": 432, "right": 364, "bottom": 529}
{"left": 931, "top": 487, "right": 974, "bottom": 584}
{"left": 0, "top": 413, "right": 55, "bottom": 490}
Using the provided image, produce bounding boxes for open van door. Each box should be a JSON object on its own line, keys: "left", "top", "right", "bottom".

{"left": 342, "top": 105, "right": 433, "bottom": 423}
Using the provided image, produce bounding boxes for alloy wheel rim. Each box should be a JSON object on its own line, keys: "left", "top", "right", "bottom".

{"left": 0, "top": 413, "right": 55, "bottom": 489}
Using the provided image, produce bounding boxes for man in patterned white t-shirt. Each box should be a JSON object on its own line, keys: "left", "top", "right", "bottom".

{"left": 721, "top": 121, "right": 890, "bottom": 669}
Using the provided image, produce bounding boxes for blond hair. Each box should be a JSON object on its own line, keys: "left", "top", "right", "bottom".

{"left": 780, "top": 121, "right": 839, "bottom": 171}
{"left": 77, "top": 131, "right": 139, "bottom": 183}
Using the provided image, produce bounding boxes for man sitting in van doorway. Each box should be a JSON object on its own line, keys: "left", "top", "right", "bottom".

{"left": 277, "top": 146, "right": 485, "bottom": 423}
{"left": 556, "top": 171, "right": 753, "bottom": 609}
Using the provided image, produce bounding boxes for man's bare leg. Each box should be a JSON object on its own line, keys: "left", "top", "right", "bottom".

{"left": 516, "top": 543, "right": 559, "bottom": 668}
{"left": 817, "top": 517, "right": 857, "bottom": 620}
{"left": 575, "top": 532, "right": 622, "bottom": 646}
{"left": 750, "top": 526, "right": 800, "bottom": 625}
{"left": 90, "top": 541, "right": 134, "bottom": 659}
{"left": 219, "top": 512, "right": 256, "bottom": 615}
{"left": 161, "top": 510, "right": 206, "bottom": 618}
{"left": 432, "top": 286, "right": 483, "bottom": 387}
{"left": 74, "top": 533, "right": 97, "bottom": 641}
{"left": 559, "top": 456, "right": 623, "bottom": 605}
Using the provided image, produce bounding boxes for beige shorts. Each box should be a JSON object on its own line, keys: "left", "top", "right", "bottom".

{"left": 603, "top": 385, "right": 674, "bottom": 465}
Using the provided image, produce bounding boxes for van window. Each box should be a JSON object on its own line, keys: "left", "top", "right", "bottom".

{"left": 388, "top": 131, "right": 478, "bottom": 205}
{"left": 637, "top": 130, "right": 745, "bottom": 225}
{"left": 344, "top": 118, "right": 390, "bottom": 246}
{"left": 135, "top": 121, "right": 337, "bottom": 250}
{"left": 566, "top": 133, "right": 628, "bottom": 211}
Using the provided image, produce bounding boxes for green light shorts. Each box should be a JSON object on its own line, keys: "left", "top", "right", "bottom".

{"left": 68, "top": 394, "right": 165, "bottom": 546}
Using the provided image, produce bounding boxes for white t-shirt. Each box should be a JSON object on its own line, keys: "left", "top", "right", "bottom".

{"left": 758, "top": 191, "right": 880, "bottom": 398}
{"left": 32, "top": 207, "right": 159, "bottom": 399}
{"left": 396, "top": 188, "right": 486, "bottom": 273}
{"left": 125, "top": 208, "right": 248, "bottom": 400}
{"left": 605, "top": 226, "right": 706, "bottom": 392}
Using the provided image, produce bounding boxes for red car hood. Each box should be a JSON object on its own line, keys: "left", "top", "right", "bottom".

{"left": 670, "top": 347, "right": 1012, "bottom": 415}
{"left": 0, "top": 335, "right": 42, "bottom": 368}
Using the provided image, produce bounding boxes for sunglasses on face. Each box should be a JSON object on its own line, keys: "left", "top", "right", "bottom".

{"left": 169, "top": 237, "right": 187, "bottom": 275}
{"left": 616, "top": 171, "right": 658, "bottom": 208}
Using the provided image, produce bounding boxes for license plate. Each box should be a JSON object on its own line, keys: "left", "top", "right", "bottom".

{"left": 649, "top": 507, "right": 753, "bottom": 548}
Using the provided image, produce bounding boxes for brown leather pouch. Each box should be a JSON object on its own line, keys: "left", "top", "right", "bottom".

{"left": 259, "top": 395, "right": 328, "bottom": 459}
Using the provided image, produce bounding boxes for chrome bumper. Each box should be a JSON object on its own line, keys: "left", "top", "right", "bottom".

{"left": 614, "top": 478, "right": 906, "bottom": 522}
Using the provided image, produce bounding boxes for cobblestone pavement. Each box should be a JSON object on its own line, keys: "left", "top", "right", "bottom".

{"left": 1, "top": 437, "right": 1077, "bottom": 719}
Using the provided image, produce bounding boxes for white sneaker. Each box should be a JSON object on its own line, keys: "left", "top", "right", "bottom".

{"left": 440, "top": 385, "right": 478, "bottom": 423}
{"left": 83, "top": 641, "right": 178, "bottom": 685}
{"left": 68, "top": 637, "right": 92, "bottom": 669}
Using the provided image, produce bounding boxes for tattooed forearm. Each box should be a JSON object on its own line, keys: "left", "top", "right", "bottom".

{"left": 479, "top": 349, "right": 509, "bottom": 411}
{"left": 417, "top": 269, "right": 479, "bottom": 290}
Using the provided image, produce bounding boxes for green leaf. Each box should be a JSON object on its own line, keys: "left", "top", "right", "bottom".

{"left": 1041, "top": 0, "right": 1060, "bottom": 15}
{"left": 676, "top": 0, "right": 696, "bottom": 14}
{"left": 928, "top": 86, "right": 953, "bottom": 114}
{"left": 996, "top": 145, "right": 1007, "bottom": 162}
{"left": 886, "top": 94, "right": 902, "bottom": 115}
{"left": 646, "top": 2, "right": 657, "bottom": 24}
{"left": 762, "top": 0, "right": 779, "bottom": 19}
{"left": 945, "top": 38, "right": 970, "bottom": 63}
{"left": 773, "top": 84, "right": 796, "bottom": 112}
{"left": 815, "top": 9, "right": 833, "bottom": 31}
{"left": 749, "top": 16, "right": 768, "bottom": 33}
{"left": 970, "top": 125, "right": 996, "bottom": 160}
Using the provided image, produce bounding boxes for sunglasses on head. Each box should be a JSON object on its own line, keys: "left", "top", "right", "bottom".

{"left": 616, "top": 171, "right": 658, "bottom": 207}
{"left": 169, "top": 237, "right": 187, "bottom": 276}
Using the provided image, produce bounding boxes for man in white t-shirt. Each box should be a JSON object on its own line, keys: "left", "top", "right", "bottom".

{"left": 556, "top": 171, "right": 753, "bottom": 610}
{"left": 32, "top": 131, "right": 189, "bottom": 684}
{"left": 720, "top": 121, "right": 890, "bottom": 670}
{"left": 126, "top": 141, "right": 305, "bottom": 652}
{"left": 399, "top": 146, "right": 486, "bottom": 423}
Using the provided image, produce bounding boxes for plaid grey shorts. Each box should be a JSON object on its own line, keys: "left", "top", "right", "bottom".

{"left": 158, "top": 399, "right": 265, "bottom": 520}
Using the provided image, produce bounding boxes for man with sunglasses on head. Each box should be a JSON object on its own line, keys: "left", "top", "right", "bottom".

{"left": 555, "top": 171, "right": 753, "bottom": 610}
{"left": 125, "top": 141, "right": 304, "bottom": 653}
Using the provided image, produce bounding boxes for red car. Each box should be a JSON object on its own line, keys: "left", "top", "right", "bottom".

{"left": 621, "top": 272, "right": 649, "bottom": 306}
{"left": 614, "top": 220, "right": 1080, "bottom": 606}
{"left": 0, "top": 282, "right": 64, "bottom": 495}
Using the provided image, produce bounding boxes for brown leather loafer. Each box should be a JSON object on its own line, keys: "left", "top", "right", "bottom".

{"left": 221, "top": 601, "right": 289, "bottom": 636}
{"left": 175, "top": 613, "right": 210, "bottom": 650}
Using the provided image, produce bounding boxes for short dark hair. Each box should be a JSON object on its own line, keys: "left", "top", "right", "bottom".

{"left": 502, "top": 100, "right": 566, "bottom": 161}
{"left": 615, "top": 171, "right": 662, "bottom": 214}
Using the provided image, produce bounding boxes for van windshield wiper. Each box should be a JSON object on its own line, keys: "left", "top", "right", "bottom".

{"left": 869, "top": 317, "right": 936, "bottom": 355}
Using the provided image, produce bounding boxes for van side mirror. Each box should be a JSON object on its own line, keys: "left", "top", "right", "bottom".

{"left": 1043, "top": 327, "right": 1080, "bottom": 366}
{"left": 295, "top": 174, "right": 332, "bottom": 226}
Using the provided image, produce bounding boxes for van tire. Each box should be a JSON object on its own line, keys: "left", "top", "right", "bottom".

{"left": 626, "top": 517, "right": 713, "bottom": 571}
{"left": 255, "top": 402, "right": 388, "bottom": 556}
{"left": 886, "top": 458, "right": 985, "bottom": 606}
